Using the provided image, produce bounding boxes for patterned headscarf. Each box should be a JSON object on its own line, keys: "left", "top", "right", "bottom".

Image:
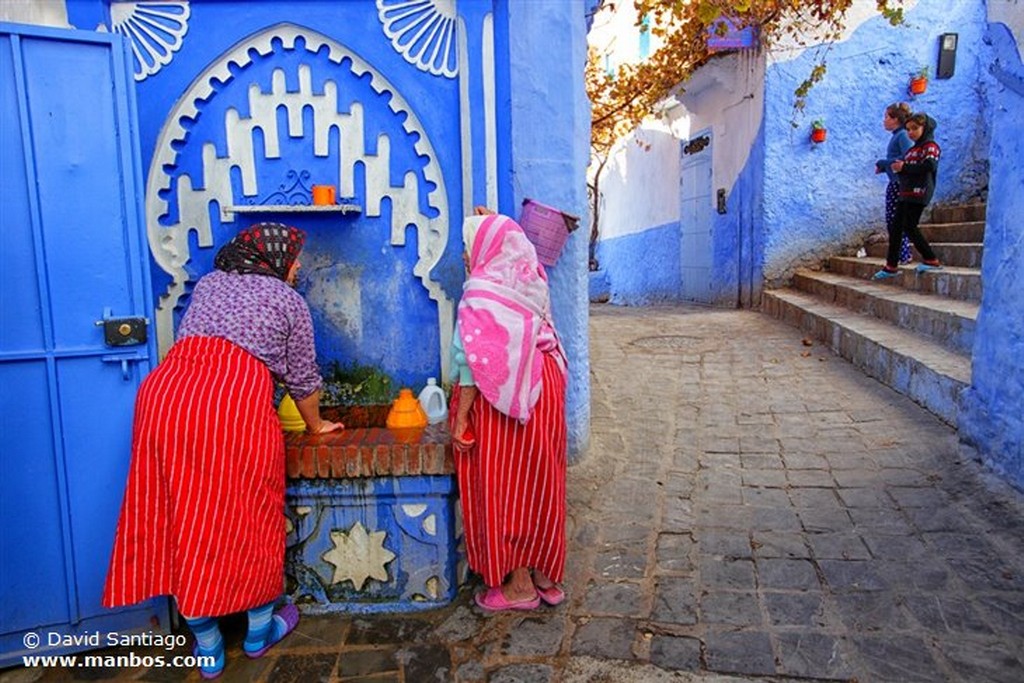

{"left": 456, "top": 213, "right": 566, "bottom": 420}
{"left": 214, "top": 223, "right": 305, "bottom": 281}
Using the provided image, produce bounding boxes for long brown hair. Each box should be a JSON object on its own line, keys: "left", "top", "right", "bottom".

{"left": 886, "top": 102, "right": 912, "bottom": 125}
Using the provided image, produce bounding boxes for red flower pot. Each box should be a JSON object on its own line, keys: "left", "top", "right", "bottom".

{"left": 909, "top": 76, "right": 928, "bottom": 95}
{"left": 810, "top": 128, "right": 827, "bottom": 143}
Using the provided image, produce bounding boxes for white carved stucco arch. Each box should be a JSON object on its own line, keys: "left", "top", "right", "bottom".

{"left": 145, "top": 22, "right": 453, "bottom": 376}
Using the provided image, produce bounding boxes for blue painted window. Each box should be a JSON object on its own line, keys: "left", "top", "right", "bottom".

{"left": 639, "top": 15, "right": 650, "bottom": 59}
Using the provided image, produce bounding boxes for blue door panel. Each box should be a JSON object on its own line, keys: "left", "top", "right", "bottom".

{"left": 0, "top": 36, "right": 46, "bottom": 354}
{"left": 0, "top": 22, "right": 166, "bottom": 665}
{"left": 59, "top": 357, "right": 142, "bottom": 619}
{"left": 0, "top": 361, "right": 70, "bottom": 633}
{"left": 21, "top": 37, "right": 138, "bottom": 350}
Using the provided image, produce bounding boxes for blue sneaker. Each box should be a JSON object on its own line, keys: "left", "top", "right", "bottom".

{"left": 916, "top": 262, "right": 943, "bottom": 273}
{"left": 871, "top": 269, "right": 901, "bottom": 281}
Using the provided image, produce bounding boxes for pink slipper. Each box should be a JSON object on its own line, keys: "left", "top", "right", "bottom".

{"left": 244, "top": 604, "right": 300, "bottom": 659}
{"left": 474, "top": 587, "right": 540, "bottom": 612}
{"left": 535, "top": 584, "right": 565, "bottom": 606}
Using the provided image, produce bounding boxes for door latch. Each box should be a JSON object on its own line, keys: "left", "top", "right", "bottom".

{"left": 96, "top": 308, "right": 148, "bottom": 346}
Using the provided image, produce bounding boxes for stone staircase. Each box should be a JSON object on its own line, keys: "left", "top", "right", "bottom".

{"left": 762, "top": 203, "right": 986, "bottom": 427}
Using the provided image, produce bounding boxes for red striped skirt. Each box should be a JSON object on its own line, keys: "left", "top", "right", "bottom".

{"left": 103, "top": 336, "right": 285, "bottom": 617}
{"left": 452, "top": 351, "right": 567, "bottom": 588}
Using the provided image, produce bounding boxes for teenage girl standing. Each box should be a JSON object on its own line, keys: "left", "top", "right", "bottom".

{"left": 873, "top": 113, "right": 943, "bottom": 279}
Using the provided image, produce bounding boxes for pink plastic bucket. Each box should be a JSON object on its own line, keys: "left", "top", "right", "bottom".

{"left": 518, "top": 198, "right": 580, "bottom": 267}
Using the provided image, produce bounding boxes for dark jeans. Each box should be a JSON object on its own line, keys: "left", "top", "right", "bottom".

{"left": 887, "top": 201, "right": 937, "bottom": 268}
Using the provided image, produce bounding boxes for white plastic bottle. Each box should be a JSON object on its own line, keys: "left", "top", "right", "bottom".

{"left": 418, "top": 377, "right": 448, "bottom": 425}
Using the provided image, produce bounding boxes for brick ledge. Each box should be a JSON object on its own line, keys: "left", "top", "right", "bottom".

{"left": 285, "top": 423, "right": 454, "bottom": 479}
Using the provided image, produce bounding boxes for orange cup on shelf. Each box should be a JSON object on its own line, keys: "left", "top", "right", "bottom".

{"left": 311, "top": 185, "right": 336, "bottom": 205}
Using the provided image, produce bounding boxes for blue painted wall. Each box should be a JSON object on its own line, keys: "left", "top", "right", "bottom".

{"left": 597, "top": 222, "right": 682, "bottom": 305}
{"left": 55, "top": 1, "right": 593, "bottom": 458}
{"left": 507, "top": 0, "right": 592, "bottom": 458}
{"left": 959, "top": 18, "right": 1024, "bottom": 490}
{"left": 763, "top": 0, "right": 989, "bottom": 282}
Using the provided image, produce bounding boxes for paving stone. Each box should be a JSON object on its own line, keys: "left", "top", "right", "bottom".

{"left": 756, "top": 558, "right": 822, "bottom": 590}
{"left": 774, "top": 632, "right": 852, "bottom": 679}
{"left": 695, "top": 503, "right": 752, "bottom": 530}
{"left": 750, "top": 531, "right": 811, "bottom": 559}
{"left": 434, "top": 606, "right": 484, "bottom": 643}
{"left": 835, "top": 486, "right": 896, "bottom": 508}
{"left": 741, "top": 487, "right": 791, "bottom": 507}
{"left": 698, "top": 530, "right": 753, "bottom": 559}
{"left": 337, "top": 647, "right": 399, "bottom": 677}
{"left": 650, "top": 578, "right": 698, "bottom": 625}
{"left": 264, "top": 653, "right": 337, "bottom": 683}
{"left": 741, "top": 469, "right": 788, "bottom": 487}
{"left": 398, "top": 643, "right": 452, "bottom": 682}
{"left": 763, "top": 591, "right": 826, "bottom": 627}
{"left": 655, "top": 533, "right": 695, "bottom": 573}
{"left": 648, "top": 634, "right": 702, "bottom": 671}
{"left": 807, "top": 531, "right": 873, "bottom": 560}
{"left": 704, "top": 631, "right": 776, "bottom": 676}
{"left": 860, "top": 533, "right": 928, "bottom": 560}
{"left": 699, "top": 558, "right": 756, "bottom": 590}
{"left": 582, "top": 581, "right": 645, "bottom": 617}
{"left": 933, "top": 637, "right": 1024, "bottom": 683}
{"left": 852, "top": 635, "right": 946, "bottom": 682}
{"left": 818, "top": 560, "right": 890, "bottom": 592}
{"left": 797, "top": 507, "right": 854, "bottom": 533}
{"left": 901, "top": 594, "right": 994, "bottom": 635}
{"left": 846, "top": 507, "right": 916, "bottom": 534}
{"left": 788, "top": 487, "right": 841, "bottom": 508}
{"left": 834, "top": 591, "right": 910, "bottom": 632}
{"left": 699, "top": 590, "right": 763, "bottom": 627}
{"left": 749, "top": 506, "right": 803, "bottom": 532}
{"left": 594, "top": 545, "right": 648, "bottom": 579}
{"left": 488, "top": 664, "right": 553, "bottom": 683}
{"left": 972, "top": 593, "right": 1024, "bottom": 637}
{"left": 785, "top": 469, "right": 836, "bottom": 487}
{"left": 346, "top": 617, "right": 431, "bottom": 645}
{"left": 903, "top": 505, "right": 976, "bottom": 533}
{"left": 501, "top": 616, "right": 566, "bottom": 657}
{"left": 945, "top": 555, "right": 1024, "bottom": 591}
{"left": 874, "top": 559, "right": 955, "bottom": 591}
{"left": 454, "top": 659, "right": 485, "bottom": 683}
{"left": 570, "top": 618, "right": 636, "bottom": 659}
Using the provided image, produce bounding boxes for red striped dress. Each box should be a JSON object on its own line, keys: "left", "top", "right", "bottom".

{"left": 452, "top": 351, "right": 567, "bottom": 588}
{"left": 102, "top": 335, "right": 285, "bottom": 617}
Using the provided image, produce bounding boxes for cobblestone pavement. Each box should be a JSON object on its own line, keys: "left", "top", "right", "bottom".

{"left": 5, "top": 305, "right": 1024, "bottom": 682}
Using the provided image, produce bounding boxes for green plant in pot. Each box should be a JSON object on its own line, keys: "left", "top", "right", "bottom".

{"left": 319, "top": 361, "right": 398, "bottom": 428}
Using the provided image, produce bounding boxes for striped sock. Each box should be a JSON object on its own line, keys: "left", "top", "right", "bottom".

{"left": 244, "top": 601, "right": 277, "bottom": 654}
{"left": 184, "top": 616, "right": 224, "bottom": 677}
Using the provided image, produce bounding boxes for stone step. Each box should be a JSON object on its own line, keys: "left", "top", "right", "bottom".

{"left": 865, "top": 242, "right": 984, "bottom": 268}
{"left": 762, "top": 288, "right": 970, "bottom": 426}
{"left": 792, "top": 270, "right": 978, "bottom": 355}
{"left": 828, "top": 256, "right": 982, "bottom": 303}
{"left": 919, "top": 220, "right": 986, "bottom": 243}
{"left": 930, "top": 203, "right": 987, "bottom": 224}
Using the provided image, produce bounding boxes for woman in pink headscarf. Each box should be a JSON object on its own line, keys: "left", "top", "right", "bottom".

{"left": 450, "top": 207, "right": 569, "bottom": 611}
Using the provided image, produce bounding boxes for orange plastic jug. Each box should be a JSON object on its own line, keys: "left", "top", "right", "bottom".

{"left": 386, "top": 388, "right": 428, "bottom": 429}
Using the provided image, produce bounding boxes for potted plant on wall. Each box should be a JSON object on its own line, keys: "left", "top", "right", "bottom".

{"left": 909, "top": 66, "right": 929, "bottom": 95}
{"left": 810, "top": 119, "right": 827, "bottom": 143}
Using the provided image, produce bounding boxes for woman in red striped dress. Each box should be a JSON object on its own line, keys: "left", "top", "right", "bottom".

{"left": 103, "top": 224, "right": 342, "bottom": 679}
{"left": 450, "top": 208, "right": 569, "bottom": 611}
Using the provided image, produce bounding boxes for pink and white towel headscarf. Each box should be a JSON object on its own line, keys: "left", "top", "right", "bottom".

{"left": 457, "top": 213, "right": 566, "bottom": 421}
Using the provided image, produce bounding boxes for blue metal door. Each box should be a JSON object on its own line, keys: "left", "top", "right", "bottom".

{"left": 0, "top": 22, "right": 167, "bottom": 665}
{"left": 679, "top": 131, "right": 714, "bottom": 303}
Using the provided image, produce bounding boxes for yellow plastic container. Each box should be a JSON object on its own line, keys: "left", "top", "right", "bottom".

{"left": 278, "top": 392, "right": 306, "bottom": 432}
{"left": 386, "top": 388, "right": 428, "bottom": 429}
